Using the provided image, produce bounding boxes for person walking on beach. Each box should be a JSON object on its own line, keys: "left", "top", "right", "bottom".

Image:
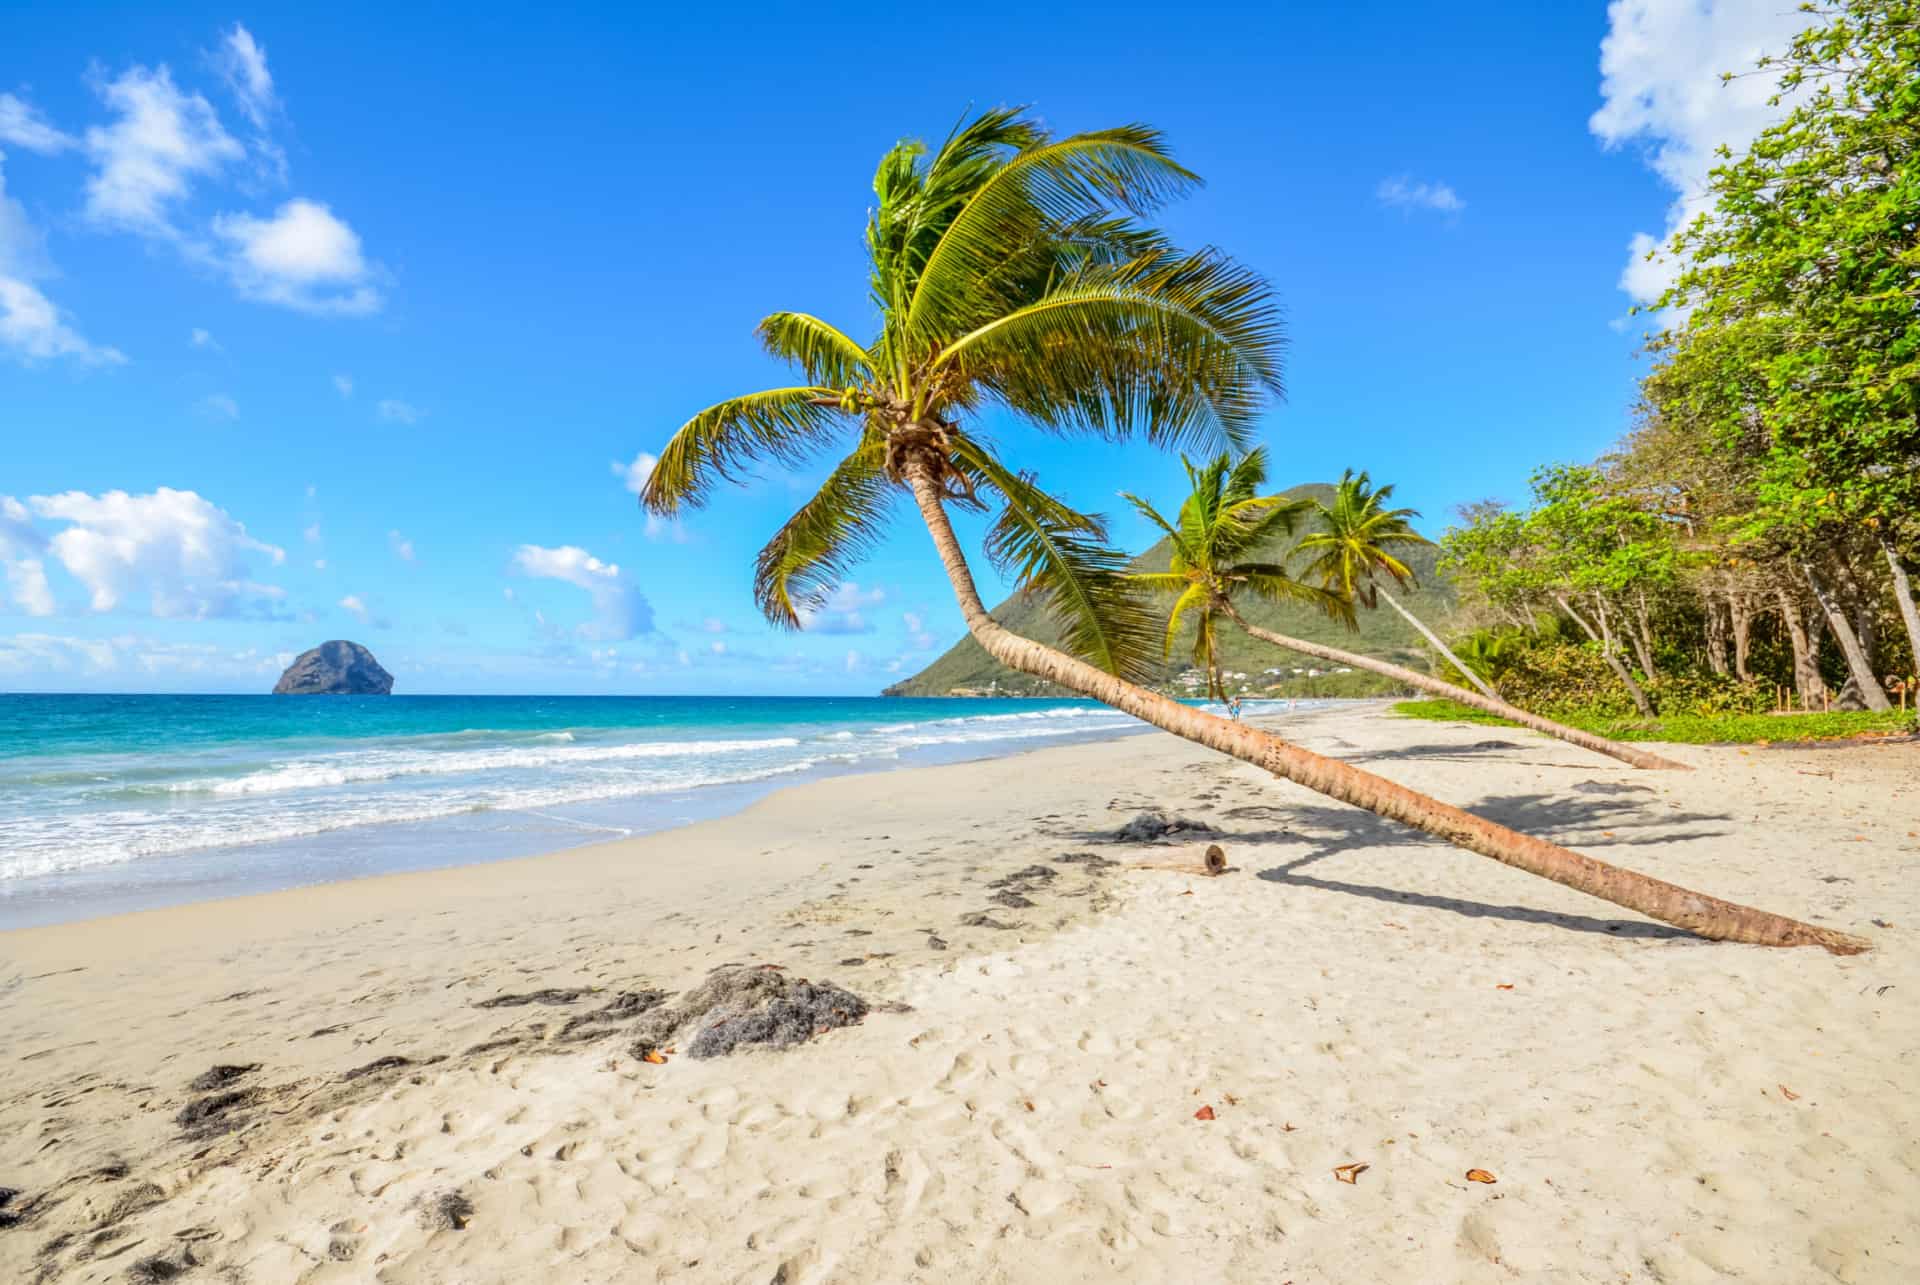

{"left": 1226, "top": 695, "right": 1243, "bottom": 721}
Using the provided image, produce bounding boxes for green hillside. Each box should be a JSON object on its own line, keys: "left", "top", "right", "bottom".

{"left": 884, "top": 483, "right": 1464, "bottom": 698}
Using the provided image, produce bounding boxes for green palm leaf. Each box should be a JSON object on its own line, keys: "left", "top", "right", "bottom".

{"left": 753, "top": 434, "right": 894, "bottom": 627}
{"left": 642, "top": 387, "right": 851, "bottom": 515}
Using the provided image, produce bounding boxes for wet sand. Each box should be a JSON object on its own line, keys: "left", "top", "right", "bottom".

{"left": 2, "top": 703, "right": 1915, "bottom": 1282}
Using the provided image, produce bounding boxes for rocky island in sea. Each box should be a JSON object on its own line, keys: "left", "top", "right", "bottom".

{"left": 272, "top": 640, "right": 395, "bottom": 695}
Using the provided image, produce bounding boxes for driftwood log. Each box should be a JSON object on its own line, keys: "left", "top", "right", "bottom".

{"left": 1133, "top": 843, "right": 1228, "bottom": 876}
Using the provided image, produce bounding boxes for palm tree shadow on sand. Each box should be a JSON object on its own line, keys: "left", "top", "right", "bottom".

{"left": 1246, "top": 794, "right": 1737, "bottom": 942}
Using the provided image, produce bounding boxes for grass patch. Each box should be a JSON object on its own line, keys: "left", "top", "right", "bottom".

{"left": 1389, "top": 699, "right": 1917, "bottom": 745}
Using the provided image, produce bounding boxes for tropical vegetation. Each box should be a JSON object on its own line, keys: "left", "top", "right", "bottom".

{"left": 1123, "top": 451, "right": 1687, "bottom": 769}
{"left": 639, "top": 106, "right": 1859, "bottom": 952}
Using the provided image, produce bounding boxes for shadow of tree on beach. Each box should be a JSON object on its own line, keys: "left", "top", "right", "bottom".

{"left": 1340, "top": 738, "right": 1598, "bottom": 770}
{"left": 1246, "top": 797, "right": 1736, "bottom": 941}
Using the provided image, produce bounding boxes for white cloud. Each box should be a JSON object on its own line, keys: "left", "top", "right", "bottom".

{"left": 0, "top": 93, "right": 76, "bottom": 153}
{"left": 844, "top": 649, "right": 864, "bottom": 673}
{"left": 377, "top": 398, "right": 422, "bottom": 424}
{"left": 701, "top": 616, "right": 728, "bottom": 633}
{"left": 22, "top": 486, "right": 285, "bottom": 618}
{"left": 83, "top": 64, "right": 243, "bottom": 236}
{"left": 511, "top": 543, "right": 653, "bottom": 640}
{"left": 1376, "top": 176, "right": 1464, "bottom": 214}
{"left": 0, "top": 158, "right": 125, "bottom": 367}
{"left": 195, "top": 392, "right": 239, "bottom": 420}
{"left": 1590, "top": 0, "right": 1808, "bottom": 305}
{"left": 0, "top": 495, "right": 55, "bottom": 616}
{"left": 0, "top": 277, "right": 126, "bottom": 366}
{"left": 799, "top": 581, "right": 886, "bottom": 635}
{"left": 339, "top": 593, "right": 369, "bottom": 621}
{"left": 332, "top": 373, "right": 353, "bottom": 398}
{"left": 710, "top": 640, "right": 727, "bottom": 656}
{"left": 215, "top": 24, "right": 277, "bottom": 131}
{"left": 388, "top": 529, "right": 415, "bottom": 562}
{"left": 190, "top": 326, "right": 220, "bottom": 349}
{"left": 613, "top": 450, "right": 658, "bottom": 496}
{"left": 312, "top": 558, "right": 326, "bottom": 570}
{"left": 303, "top": 522, "right": 321, "bottom": 544}
{"left": 212, "top": 198, "right": 381, "bottom": 315}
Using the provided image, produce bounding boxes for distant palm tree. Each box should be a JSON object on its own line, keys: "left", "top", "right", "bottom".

{"left": 639, "top": 107, "right": 1857, "bottom": 953}
{"left": 1127, "top": 452, "right": 1685, "bottom": 770}
{"left": 1296, "top": 470, "right": 1497, "bottom": 698}
{"left": 1122, "top": 449, "right": 1342, "bottom": 701}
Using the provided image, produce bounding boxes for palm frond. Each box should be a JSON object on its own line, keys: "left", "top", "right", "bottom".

{"left": 1233, "top": 564, "right": 1358, "bottom": 627}
{"left": 935, "top": 249, "right": 1283, "bottom": 452}
{"left": 1163, "top": 580, "right": 1211, "bottom": 661}
{"left": 757, "top": 313, "right": 874, "bottom": 388}
{"left": 643, "top": 387, "right": 850, "bottom": 515}
{"left": 1119, "top": 492, "right": 1191, "bottom": 566}
{"left": 905, "top": 126, "right": 1201, "bottom": 341}
{"left": 752, "top": 435, "right": 894, "bottom": 628}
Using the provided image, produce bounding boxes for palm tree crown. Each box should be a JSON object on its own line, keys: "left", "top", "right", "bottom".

{"left": 1123, "top": 449, "right": 1348, "bottom": 699}
{"left": 1295, "top": 469, "right": 1428, "bottom": 609}
{"left": 639, "top": 107, "right": 1284, "bottom": 681}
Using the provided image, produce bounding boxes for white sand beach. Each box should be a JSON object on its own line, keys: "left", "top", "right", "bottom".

{"left": 3, "top": 703, "right": 1916, "bottom": 1283}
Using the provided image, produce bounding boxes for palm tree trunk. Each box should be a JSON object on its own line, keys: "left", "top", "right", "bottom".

{"left": 1373, "top": 586, "right": 1497, "bottom": 700}
{"left": 903, "top": 459, "right": 1864, "bottom": 954}
{"left": 1802, "top": 558, "right": 1890, "bottom": 710}
{"left": 1219, "top": 603, "right": 1689, "bottom": 771}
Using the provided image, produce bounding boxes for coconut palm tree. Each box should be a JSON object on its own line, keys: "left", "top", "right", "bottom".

{"left": 639, "top": 107, "right": 1860, "bottom": 953}
{"left": 1126, "top": 451, "right": 1689, "bottom": 771}
{"left": 1296, "top": 471, "right": 1497, "bottom": 698}
{"left": 1121, "top": 449, "right": 1343, "bottom": 701}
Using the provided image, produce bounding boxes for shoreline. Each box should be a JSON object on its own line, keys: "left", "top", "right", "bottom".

{"left": 2, "top": 696, "right": 1248, "bottom": 932}
{"left": 4, "top": 704, "right": 1915, "bottom": 1282}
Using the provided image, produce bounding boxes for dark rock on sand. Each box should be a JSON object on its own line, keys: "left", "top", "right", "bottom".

{"left": 958, "top": 912, "right": 1016, "bottom": 929}
{"left": 1113, "top": 809, "right": 1220, "bottom": 843}
{"left": 988, "top": 891, "right": 1035, "bottom": 908}
{"left": 629, "top": 965, "right": 872, "bottom": 1060}
{"left": 187, "top": 1063, "right": 259, "bottom": 1092}
{"left": 271, "top": 640, "right": 394, "bottom": 695}
{"left": 473, "top": 987, "right": 590, "bottom": 1009}
{"left": 1053, "top": 851, "right": 1120, "bottom": 870}
{"left": 175, "top": 1089, "right": 259, "bottom": 1138}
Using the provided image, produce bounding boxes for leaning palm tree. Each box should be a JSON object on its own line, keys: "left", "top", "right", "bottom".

{"left": 1123, "top": 449, "right": 1346, "bottom": 701}
{"left": 1126, "top": 451, "right": 1689, "bottom": 771}
{"left": 639, "top": 107, "right": 1860, "bottom": 953}
{"left": 1298, "top": 471, "right": 1498, "bottom": 699}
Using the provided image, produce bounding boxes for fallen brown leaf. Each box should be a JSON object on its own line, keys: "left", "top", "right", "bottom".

{"left": 1194, "top": 1105, "right": 1216, "bottom": 1121}
{"left": 1495, "top": 984, "right": 1515, "bottom": 991}
{"left": 1282, "top": 1122, "right": 1297, "bottom": 1132}
{"left": 641, "top": 1051, "right": 667, "bottom": 1065}
{"left": 1465, "top": 1169, "right": 1497, "bottom": 1184}
{"left": 1333, "top": 1162, "right": 1369, "bottom": 1184}
{"left": 1224, "top": 1093, "right": 1240, "bottom": 1106}
{"left": 1023, "top": 1100, "right": 1035, "bottom": 1112}
{"left": 1779, "top": 1084, "right": 1801, "bottom": 1101}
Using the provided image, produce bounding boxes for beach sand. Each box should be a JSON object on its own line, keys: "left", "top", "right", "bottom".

{"left": 3, "top": 703, "right": 1916, "bottom": 1283}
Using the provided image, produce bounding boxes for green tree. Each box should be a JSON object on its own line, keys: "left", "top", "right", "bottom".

{"left": 1126, "top": 452, "right": 1686, "bottom": 769}
{"left": 1652, "top": 0, "right": 1920, "bottom": 703}
{"left": 640, "top": 107, "right": 1860, "bottom": 952}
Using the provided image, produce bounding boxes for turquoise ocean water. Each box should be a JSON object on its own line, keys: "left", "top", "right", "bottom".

{"left": 0, "top": 694, "right": 1318, "bottom": 930}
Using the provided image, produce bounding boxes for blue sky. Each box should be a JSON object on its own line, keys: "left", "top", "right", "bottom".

{"left": 0, "top": 2, "right": 1813, "bottom": 693}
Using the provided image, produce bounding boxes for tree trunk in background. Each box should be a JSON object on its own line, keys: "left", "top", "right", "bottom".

{"left": 1375, "top": 586, "right": 1497, "bottom": 699}
{"left": 1730, "top": 593, "right": 1755, "bottom": 682}
{"left": 1220, "top": 602, "right": 1688, "bottom": 771}
{"left": 1704, "top": 594, "right": 1731, "bottom": 677}
{"left": 1803, "top": 559, "right": 1890, "bottom": 710}
{"left": 1632, "top": 591, "right": 1658, "bottom": 678}
{"left": 1883, "top": 536, "right": 1920, "bottom": 681}
{"left": 1590, "top": 596, "right": 1655, "bottom": 717}
{"left": 903, "top": 456, "right": 1862, "bottom": 953}
{"left": 1777, "top": 588, "right": 1829, "bottom": 708}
